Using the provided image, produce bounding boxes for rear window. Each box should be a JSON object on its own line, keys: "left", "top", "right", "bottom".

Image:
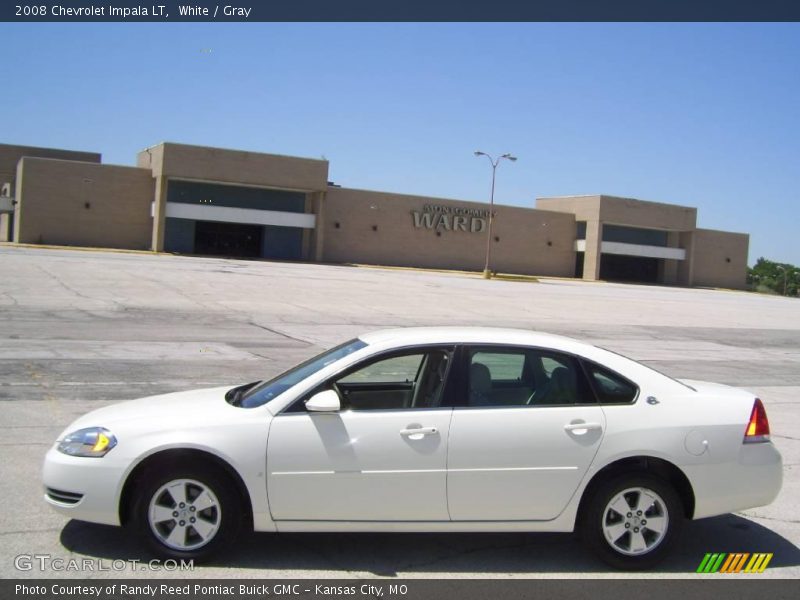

{"left": 584, "top": 363, "right": 638, "bottom": 404}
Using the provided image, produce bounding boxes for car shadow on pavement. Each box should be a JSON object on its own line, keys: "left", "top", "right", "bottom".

{"left": 60, "top": 513, "right": 800, "bottom": 576}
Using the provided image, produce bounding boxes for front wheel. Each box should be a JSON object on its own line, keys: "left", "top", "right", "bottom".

{"left": 132, "top": 464, "right": 243, "bottom": 561}
{"left": 581, "top": 473, "right": 683, "bottom": 570}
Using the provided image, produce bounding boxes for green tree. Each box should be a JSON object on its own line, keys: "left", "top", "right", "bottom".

{"left": 748, "top": 258, "right": 799, "bottom": 297}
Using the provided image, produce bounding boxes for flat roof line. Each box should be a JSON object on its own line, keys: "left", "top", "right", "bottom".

{"left": 329, "top": 184, "right": 541, "bottom": 211}
{"left": 139, "top": 141, "right": 329, "bottom": 164}
{"left": 538, "top": 194, "right": 696, "bottom": 212}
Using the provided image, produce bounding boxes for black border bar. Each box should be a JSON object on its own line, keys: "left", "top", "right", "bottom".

{"left": 5, "top": 579, "right": 800, "bottom": 600}
{"left": 6, "top": 1, "right": 800, "bottom": 22}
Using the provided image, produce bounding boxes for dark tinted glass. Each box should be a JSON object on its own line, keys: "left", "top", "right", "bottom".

{"left": 466, "top": 347, "right": 595, "bottom": 407}
{"left": 602, "top": 224, "right": 669, "bottom": 247}
{"left": 586, "top": 364, "right": 639, "bottom": 404}
{"left": 167, "top": 180, "right": 306, "bottom": 213}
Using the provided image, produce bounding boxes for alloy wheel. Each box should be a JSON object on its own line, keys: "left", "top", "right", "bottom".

{"left": 601, "top": 486, "right": 669, "bottom": 556}
{"left": 147, "top": 478, "right": 222, "bottom": 551}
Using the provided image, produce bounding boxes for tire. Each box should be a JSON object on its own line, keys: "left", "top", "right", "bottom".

{"left": 131, "top": 463, "right": 243, "bottom": 561}
{"left": 581, "top": 472, "right": 683, "bottom": 570}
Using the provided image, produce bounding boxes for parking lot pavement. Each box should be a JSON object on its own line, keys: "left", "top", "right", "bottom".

{"left": 1, "top": 245, "right": 798, "bottom": 579}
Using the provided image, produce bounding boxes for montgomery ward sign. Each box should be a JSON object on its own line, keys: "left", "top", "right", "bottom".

{"left": 411, "top": 204, "right": 491, "bottom": 233}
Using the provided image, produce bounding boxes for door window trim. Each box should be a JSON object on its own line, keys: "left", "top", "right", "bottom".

{"left": 453, "top": 343, "right": 608, "bottom": 409}
{"left": 579, "top": 358, "right": 640, "bottom": 405}
{"left": 280, "top": 344, "right": 457, "bottom": 414}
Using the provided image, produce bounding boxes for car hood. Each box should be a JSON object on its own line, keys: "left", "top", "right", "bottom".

{"left": 58, "top": 386, "right": 244, "bottom": 438}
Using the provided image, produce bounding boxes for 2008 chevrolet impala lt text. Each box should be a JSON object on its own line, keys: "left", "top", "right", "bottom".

{"left": 42, "top": 328, "right": 782, "bottom": 569}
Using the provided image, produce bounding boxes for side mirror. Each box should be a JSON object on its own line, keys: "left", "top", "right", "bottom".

{"left": 305, "top": 389, "right": 341, "bottom": 413}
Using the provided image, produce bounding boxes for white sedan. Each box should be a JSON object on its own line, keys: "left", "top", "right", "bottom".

{"left": 43, "top": 327, "right": 782, "bottom": 569}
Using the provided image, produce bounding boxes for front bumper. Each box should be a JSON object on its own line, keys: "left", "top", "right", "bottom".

{"left": 42, "top": 444, "right": 127, "bottom": 526}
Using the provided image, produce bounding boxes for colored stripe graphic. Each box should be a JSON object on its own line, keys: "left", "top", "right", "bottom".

{"left": 744, "top": 553, "right": 773, "bottom": 573}
{"left": 696, "top": 553, "right": 773, "bottom": 573}
{"left": 696, "top": 553, "right": 714, "bottom": 573}
{"left": 720, "top": 553, "right": 749, "bottom": 573}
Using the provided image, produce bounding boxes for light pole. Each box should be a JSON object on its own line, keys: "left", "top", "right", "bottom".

{"left": 474, "top": 151, "right": 517, "bottom": 279}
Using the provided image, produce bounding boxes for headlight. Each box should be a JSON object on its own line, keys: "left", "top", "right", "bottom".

{"left": 57, "top": 427, "right": 117, "bottom": 458}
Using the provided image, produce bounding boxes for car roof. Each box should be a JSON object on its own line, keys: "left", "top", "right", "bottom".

{"left": 358, "top": 327, "right": 596, "bottom": 354}
{"left": 355, "top": 327, "right": 683, "bottom": 391}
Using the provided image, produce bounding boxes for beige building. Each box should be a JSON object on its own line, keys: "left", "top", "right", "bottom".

{"left": 0, "top": 141, "right": 749, "bottom": 289}
{"left": 537, "top": 195, "right": 749, "bottom": 288}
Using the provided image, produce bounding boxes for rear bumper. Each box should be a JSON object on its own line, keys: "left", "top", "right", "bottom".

{"left": 685, "top": 442, "right": 783, "bottom": 519}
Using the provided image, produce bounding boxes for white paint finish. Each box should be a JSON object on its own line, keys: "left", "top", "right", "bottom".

{"left": 266, "top": 410, "right": 452, "bottom": 521}
{"left": 0, "top": 197, "right": 13, "bottom": 213}
{"left": 449, "top": 466, "right": 579, "bottom": 473}
{"left": 44, "top": 386, "right": 276, "bottom": 532}
{"left": 41, "top": 327, "right": 783, "bottom": 548}
{"left": 683, "top": 442, "right": 783, "bottom": 518}
{"left": 589, "top": 339, "right": 800, "bottom": 363}
{"left": 273, "top": 520, "right": 573, "bottom": 533}
{"left": 600, "top": 241, "right": 686, "bottom": 260}
{"left": 272, "top": 470, "right": 336, "bottom": 476}
{"left": 164, "top": 202, "right": 316, "bottom": 229}
{"left": 594, "top": 378, "right": 781, "bottom": 520}
{"left": 447, "top": 406, "right": 606, "bottom": 520}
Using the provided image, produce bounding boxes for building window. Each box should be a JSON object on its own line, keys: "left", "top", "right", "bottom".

{"left": 602, "top": 224, "right": 669, "bottom": 247}
{"left": 167, "top": 180, "right": 306, "bottom": 213}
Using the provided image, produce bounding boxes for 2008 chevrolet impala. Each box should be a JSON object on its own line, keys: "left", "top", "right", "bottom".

{"left": 43, "top": 328, "right": 782, "bottom": 569}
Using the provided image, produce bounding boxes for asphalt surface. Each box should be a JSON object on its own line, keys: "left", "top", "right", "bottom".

{"left": 0, "top": 245, "right": 798, "bottom": 579}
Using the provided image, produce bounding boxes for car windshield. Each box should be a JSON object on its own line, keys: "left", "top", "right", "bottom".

{"left": 233, "top": 339, "right": 368, "bottom": 408}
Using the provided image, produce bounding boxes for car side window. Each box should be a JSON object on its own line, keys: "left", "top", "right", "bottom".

{"left": 335, "top": 351, "right": 451, "bottom": 410}
{"left": 323, "top": 350, "right": 452, "bottom": 411}
{"left": 472, "top": 351, "right": 525, "bottom": 381}
{"left": 585, "top": 363, "right": 639, "bottom": 404}
{"left": 338, "top": 354, "right": 423, "bottom": 384}
{"left": 466, "top": 347, "right": 595, "bottom": 407}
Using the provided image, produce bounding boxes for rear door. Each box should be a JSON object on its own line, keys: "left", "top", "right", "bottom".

{"left": 447, "top": 345, "right": 606, "bottom": 521}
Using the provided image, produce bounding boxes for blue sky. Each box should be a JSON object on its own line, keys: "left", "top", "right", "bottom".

{"left": 3, "top": 23, "right": 799, "bottom": 265}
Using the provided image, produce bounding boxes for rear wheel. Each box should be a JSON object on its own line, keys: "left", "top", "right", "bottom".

{"left": 132, "top": 464, "right": 242, "bottom": 560}
{"left": 582, "top": 473, "right": 683, "bottom": 570}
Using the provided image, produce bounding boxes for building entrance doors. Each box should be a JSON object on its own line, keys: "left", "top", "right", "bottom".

{"left": 194, "top": 221, "right": 263, "bottom": 258}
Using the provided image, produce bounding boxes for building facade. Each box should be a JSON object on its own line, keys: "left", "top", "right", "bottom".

{"left": 0, "top": 141, "right": 749, "bottom": 289}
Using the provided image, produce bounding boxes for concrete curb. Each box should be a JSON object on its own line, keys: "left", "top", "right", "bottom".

{"left": 0, "top": 241, "right": 163, "bottom": 257}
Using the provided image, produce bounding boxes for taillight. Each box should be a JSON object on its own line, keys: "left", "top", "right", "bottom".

{"left": 744, "top": 398, "right": 770, "bottom": 443}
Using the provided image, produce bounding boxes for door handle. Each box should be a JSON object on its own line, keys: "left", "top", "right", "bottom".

{"left": 564, "top": 422, "right": 602, "bottom": 434}
{"left": 400, "top": 426, "right": 438, "bottom": 437}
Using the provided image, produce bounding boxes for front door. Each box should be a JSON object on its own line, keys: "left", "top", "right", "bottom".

{"left": 447, "top": 345, "right": 606, "bottom": 521}
{"left": 267, "top": 348, "right": 454, "bottom": 521}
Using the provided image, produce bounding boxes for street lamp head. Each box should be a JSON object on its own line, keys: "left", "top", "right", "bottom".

{"left": 501, "top": 154, "right": 517, "bottom": 162}
{"left": 474, "top": 151, "right": 486, "bottom": 157}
